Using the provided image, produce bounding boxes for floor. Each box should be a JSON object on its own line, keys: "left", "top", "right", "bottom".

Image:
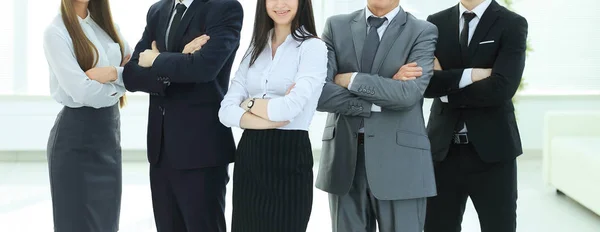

{"left": 0, "top": 157, "right": 599, "bottom": 232}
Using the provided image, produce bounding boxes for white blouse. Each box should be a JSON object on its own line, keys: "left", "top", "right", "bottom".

{"left": 43, "top": 13, "right": 131, "bottom": 109}
{"left": 219, "top": 30, "right": 327, "bottom": 131}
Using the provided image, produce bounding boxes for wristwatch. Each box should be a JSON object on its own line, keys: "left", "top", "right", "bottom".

{"left": 246, "top": 98, "right": 255, "bottom": 111}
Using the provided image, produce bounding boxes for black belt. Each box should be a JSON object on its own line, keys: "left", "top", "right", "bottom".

{"left": 453, "top": 133, "right": 469, "bottom": 144}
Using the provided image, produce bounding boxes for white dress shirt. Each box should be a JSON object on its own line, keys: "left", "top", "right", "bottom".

{"left": 219, "top": 29, "right": 327, "bottom": 131}
{"left": 442, "top": 0, "right": 492, "bottom": 132}
{"left": 165, "top": 0, "right": 193, "bottom": 48}
{"left": 43, "top": 13, "right": 131, "bottom": 109}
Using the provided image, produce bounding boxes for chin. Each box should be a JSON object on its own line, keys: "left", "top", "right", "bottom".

{"left": 273, "top": 19, "right": 293, "bottom": 26}
{"left": 268, "top": 11, "right": 296, "bottom": 26}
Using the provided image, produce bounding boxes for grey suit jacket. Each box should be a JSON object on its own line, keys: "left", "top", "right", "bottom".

{"left": 316, "top": 7, "right": 438, "bottom": 200}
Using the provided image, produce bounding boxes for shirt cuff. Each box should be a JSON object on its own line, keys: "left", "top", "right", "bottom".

{"left": 348, "top": 72, "right": 358, "bottom": 89}
{"left": 371, "top": 104, "right": 381, "bottom": 112}
{"left": 459, "top": 69, "right": 474, "bottom": 88}
{"left": 230, "top": 106, "right": 248, "bottom": 128}
{"left": 113, "top": 66, "right": 125, "bottom": 86}
{"left": 440, "top": 96, "right": 448, "bottom": 103}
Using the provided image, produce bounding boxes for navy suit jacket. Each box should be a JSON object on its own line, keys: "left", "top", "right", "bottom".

{"left": 123, "top": 0, "right": 243, "bottom": 169}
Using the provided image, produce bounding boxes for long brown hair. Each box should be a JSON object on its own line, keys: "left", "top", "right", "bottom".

{"left": 60, "top": 0, "right": 127, "bottom": 108}
{"left": 247, "top": 0, "right": 318, "bottom": 66}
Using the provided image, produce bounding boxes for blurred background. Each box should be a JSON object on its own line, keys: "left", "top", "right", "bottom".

{"left": 1, "top": 0, "right": 599, "bottom": 231}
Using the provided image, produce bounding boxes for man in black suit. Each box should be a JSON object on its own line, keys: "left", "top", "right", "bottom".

{"left": 395, "top": 0, "right": 527, "bottom": 231}
{"left": 122, "top": 0, "right": 243, "bottom": 231}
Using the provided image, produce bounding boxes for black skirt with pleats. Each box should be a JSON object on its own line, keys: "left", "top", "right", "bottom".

{"left": 231, "top": 129, "right": 314, "bottom": 232}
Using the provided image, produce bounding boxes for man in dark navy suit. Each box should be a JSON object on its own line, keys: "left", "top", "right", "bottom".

{"left": 122, "top": 0, "right": 243, "bottom": 231}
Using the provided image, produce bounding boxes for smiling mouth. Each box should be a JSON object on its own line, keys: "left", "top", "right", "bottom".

{"left": 274, "top": 10, "right": 290, "bottom": 16}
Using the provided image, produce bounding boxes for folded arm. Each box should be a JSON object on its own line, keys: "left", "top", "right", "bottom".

{"left": 122, "top": 7, "right": 169, "bottom": 95}
{"left": 447, "top": 16, "right": 528, "bottom": 108}
{"left": 218, "top": 56, "right": 289, "bottom": 129}
{"left": 248, "top": 39, "right": 327, "bottom": 122}
{"left": 316, "top": 18, "right": 373, "bottom": 117}
{"left": 151, "top": 1, "right": 243, "bottom": 84}
{"left": 348, "top": 24, "right": 438, "bottom": 111}
{"left": 43, "top": 26, "right": 124, "bottom": 108}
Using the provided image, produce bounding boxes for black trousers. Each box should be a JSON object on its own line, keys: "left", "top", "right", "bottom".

{"left": 150, "top": 160, "right": 229, "bottom": 232}
{"left": 424, "top": 143, "right": 517, "bottom": 232}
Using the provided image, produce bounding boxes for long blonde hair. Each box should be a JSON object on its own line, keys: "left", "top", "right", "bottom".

{"left": 60, "top": 0, "right": 127, "bottom": 108}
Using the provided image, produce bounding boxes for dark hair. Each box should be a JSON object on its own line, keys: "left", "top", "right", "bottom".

{"left": 247, "top": 0, "right": 318, "bottom": 66}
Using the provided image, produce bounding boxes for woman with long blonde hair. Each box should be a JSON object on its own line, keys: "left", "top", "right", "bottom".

{"left": 43, "top": 0, "right": 130, "bottom": 231}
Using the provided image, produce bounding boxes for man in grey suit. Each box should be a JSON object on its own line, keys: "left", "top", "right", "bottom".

{"left": 316, "top": 0, "right": 438, "bottom": 231}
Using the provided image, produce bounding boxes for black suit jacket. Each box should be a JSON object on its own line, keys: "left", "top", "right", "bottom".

{"left": 424, "top": 0, "right": 528, "bottom": 163}
{"left": 123, "top": 0, "right": 243, "bottom": 169}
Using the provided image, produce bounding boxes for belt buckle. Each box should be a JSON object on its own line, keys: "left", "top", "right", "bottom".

{"left": 453, "top": 133, "right": 469, "bottom": 144}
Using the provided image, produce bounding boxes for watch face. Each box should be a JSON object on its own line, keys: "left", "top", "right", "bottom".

{"left": 247, "top": 100, "right": 254, "bottom": 108}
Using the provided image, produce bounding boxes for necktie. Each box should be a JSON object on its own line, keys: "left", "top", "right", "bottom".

{"left": 168, "top": 3, "right": 187, "bottom": 51}
{"left": 459, "top": 12, "right": 477, "bottom": 62}
{"left": 359, "top": 16, "right": 387, "bottom": 133}
{"left": 455, "top": 12, "right": 476, "bottom": 133}
{"left": 361, "top": 16, "right": 387, "bottom": 73}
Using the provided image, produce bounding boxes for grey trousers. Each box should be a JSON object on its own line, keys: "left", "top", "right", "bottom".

{"left": 329, "top": 143, "right": 426, "bottom": 232}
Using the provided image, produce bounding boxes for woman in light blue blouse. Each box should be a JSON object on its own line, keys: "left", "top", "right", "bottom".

{"left": 42, "top": 0, "right": 130, "bottom": 231}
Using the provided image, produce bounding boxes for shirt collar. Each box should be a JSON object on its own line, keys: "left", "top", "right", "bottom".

{"left": 173, "top": 0, "right": 193, "bottom": 9}
{"left": 365, "top": 5, "right": 401, "bottom": 25}
{"left": 267, "top": 26, "right": 311, "bottom": 47}
{"left": 459, "top": 0, "right": 492, "bottom": 20}
{"left": 76, "top": 10, "right": 92, "bottom": 24}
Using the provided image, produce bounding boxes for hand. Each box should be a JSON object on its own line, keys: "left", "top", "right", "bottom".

{"left": 285, "top": 83, "right": 296, "bottom": 95}
{"left": 433, "top": 57, "right": 442, "bottom": 71}
{"left": 86, "top": 67, "right": 117, "bottom": 84}
{"left": 182, "top": 35, "right": 210, "bottom": 54}
{"left": 334, "top": 73, "right": 353, "bottom": 88}
{"left": 120, "top": 54, "right": 131, "bottom": 67}
{"left": 393, "top": 62, "right": 422, "bottom": 81}
{"left": 471, "top": 68, "right": 492, "bottom": 82}
{"left": 139, "top": 41, "right": 160, "bottom": 68}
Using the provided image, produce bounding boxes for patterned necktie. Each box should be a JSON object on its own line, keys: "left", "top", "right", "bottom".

{"left": 361, "top": 16, "right": 387, "bottom": 73}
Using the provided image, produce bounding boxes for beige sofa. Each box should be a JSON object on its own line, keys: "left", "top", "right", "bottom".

{"left": 543, "top": 111, "right": 600, "bottom": 216}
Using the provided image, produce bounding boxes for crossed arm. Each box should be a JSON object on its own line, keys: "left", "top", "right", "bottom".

{"left": 317, "top": 19, "right": 439, "bottom": 115}
{"left": 424, "top": 15, "right": 529, "bottom": 109}
{"left": 123, "top": 1, "right": 243, "bottom": 94}
{"left": 218, "top": 39, "right": 328, "bottom": 129}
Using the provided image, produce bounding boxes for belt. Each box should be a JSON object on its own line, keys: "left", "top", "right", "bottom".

{"left": 453, "top": 133, "right": 469, "bottom": 144}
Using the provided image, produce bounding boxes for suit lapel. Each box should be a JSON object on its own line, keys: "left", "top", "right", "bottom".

{"left": 351, "top": 10, "right": 367, "bottom": 71}
{"left": 372, "top": 7, "right": 407, "bottom": 73}
{"left": 156, "top": 1, "right": 174, "bottom": 52}
{"left": 171, "top": 0, "right": 203, "bottom": 51}
{"left": 468, "top": 1, "right": 500, "bottom": 59}
{"left": 448, "top": 4, "right": 469, "bottom": 65}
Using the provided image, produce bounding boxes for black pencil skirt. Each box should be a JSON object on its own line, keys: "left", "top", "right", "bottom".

{"left": 231, "top": 129, "right": 314, "bottom": 232}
